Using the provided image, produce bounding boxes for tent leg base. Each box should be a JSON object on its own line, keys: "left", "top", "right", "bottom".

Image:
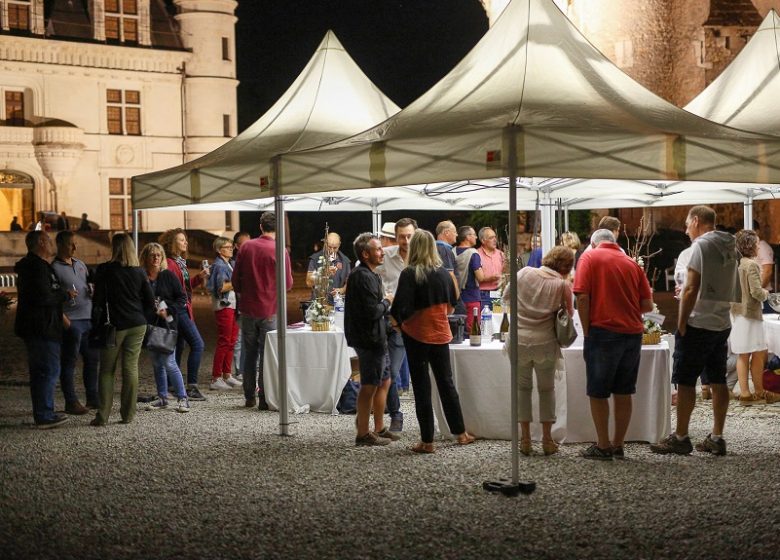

{"left": 483, "top": 479, "right": 536, "bottom": 496}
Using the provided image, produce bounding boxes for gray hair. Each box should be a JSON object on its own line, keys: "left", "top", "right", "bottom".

{"left": 590, "top": 229, "right": 615, "bottom": 247}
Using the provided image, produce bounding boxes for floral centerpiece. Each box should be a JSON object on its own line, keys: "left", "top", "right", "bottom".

{"left": 307, "top": 225, "right": 333, "bottom": 331}
{"left": 642, "top": 303, "right": 665, "bottom": 345}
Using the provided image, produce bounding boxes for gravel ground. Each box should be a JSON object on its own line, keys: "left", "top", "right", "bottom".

{"left": 2, "top": 298, "right": 780, "bottom": 559}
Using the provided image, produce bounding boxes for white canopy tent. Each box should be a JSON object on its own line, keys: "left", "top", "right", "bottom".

{"left": 132, "top": 31, "right": 400, "bottom": 209}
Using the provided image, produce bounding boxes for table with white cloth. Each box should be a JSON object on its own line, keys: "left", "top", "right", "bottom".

{"left": 762, "top": 316, "right": 780, "bottom": 354}
{"left": 431, "top": 338, "right": 671, "bottom": 443}
{"left": 263, "top": 326, "right": 352, "bottom": 414}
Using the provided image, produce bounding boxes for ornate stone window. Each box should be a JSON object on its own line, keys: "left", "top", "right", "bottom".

{"left": 108, "top": 177, "right": 132, "bottom": 230}
{"left": 4, "top": 0, "right": 30, "bottom": 31}
{"left": 106, "top": 89, "right": 141, "bottom": 135}
{"left": 105, "top": 0, "right": 139, "bottom": 44}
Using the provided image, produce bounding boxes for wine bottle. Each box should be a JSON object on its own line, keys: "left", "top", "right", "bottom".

{"left": 499, "top": 312, "right": 509, "bottom": 342}
{"left": 469, "top": 306, "right": 482, "bottom": 346}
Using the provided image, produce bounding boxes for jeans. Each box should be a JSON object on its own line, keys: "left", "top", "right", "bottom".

{"left": 174, "top": 311, "right": 204, "bottom": 386}
{"left": 60, "top": 319, "right": 100, "bottom": 406}
{"left": 233, "top": 323, "right": 242, "bottom": 375}
{"left": 96, "top": 324, "right": 146, "bottom": 425}
{"left": 152, "top": 351, "right": 187, "bottom": 399}
{"left": 212, "top": 308, "right": 239, "bottom": 379}
{"left": 24, "top": 337, "right": 61, "bottom": 424}
{"left": 516, "top": 355, "right": 557, "bottom": 423}
{"left": 398, "top": 354, "right": 410, "bottom": 391}
{"left": 386, "top": 329, "right": 404, "bottom": 419}
{"left": 402, "top": 333, "right": 466, "bottom": 443}
{"left": 241, "top": 314, "right": 276, "bottom": 400}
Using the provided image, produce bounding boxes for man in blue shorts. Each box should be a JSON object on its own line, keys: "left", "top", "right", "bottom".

{"left": 651, "top": 206, "right": 738, "bottom": 456}
{"left": 574, "top": 229, "right": 654, "bottom": 460}
{"left": 345, "top": 233, "right": 400, "bottom": 446}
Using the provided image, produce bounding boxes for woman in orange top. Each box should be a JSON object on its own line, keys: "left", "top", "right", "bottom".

{"left": 391, "top": 230, "right": 475, "bottom": 453}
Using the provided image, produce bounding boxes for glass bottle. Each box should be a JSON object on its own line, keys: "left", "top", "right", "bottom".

{"left": 500, "top": 312, "right": 509, "bottom": 342}
{"left": 469, "top": 307, "right": 481, "bottom": 346}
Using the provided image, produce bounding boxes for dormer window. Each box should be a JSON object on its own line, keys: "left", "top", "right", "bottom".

{"left": 105, "top": 0, "right": 139, "bottom": 44}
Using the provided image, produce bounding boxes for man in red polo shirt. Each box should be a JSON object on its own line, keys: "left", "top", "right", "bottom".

{"left": 232, "top": 212, "right": 293, "bottom": 410}
{"left": 574, "top": 228, "right": 653, "bottom": 460}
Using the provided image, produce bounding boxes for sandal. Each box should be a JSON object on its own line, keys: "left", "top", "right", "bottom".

{"left": 520, "top": 438, "right": 532, "bottom": 456}
{"left": 542, "top": 439, "right": 559, "bottom": 456}
{"left": 411, "top": 442, "right": 435, "bottom": 454}
{"left": 457, "top": 432, "right": 476, "bottom": 445}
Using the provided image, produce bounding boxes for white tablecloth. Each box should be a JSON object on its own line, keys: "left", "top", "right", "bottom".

{"left": 263, "top": 327, "right": 352, "bottom": 414}
{"left": 432, "top": 338, "right": 671, "bottom": 443}
{"left": 762, "top": 317, "right": 780, "bottom": 354}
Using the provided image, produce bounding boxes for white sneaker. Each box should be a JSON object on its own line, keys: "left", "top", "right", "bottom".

{"left": 225, "top": 376, "right": 242, "bottom": 388}
{"left": 209, "top": 378, "right": 232, "bottom": 391}
{"left": 176, "top": 398, "right": 190, "bottom": 413}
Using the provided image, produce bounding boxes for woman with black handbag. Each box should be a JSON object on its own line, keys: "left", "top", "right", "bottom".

{"left": 91, "top": 234, "right": 156, "bottom": 426}
{"left": 140, "top": 243, "right": 190, "bottom": 413}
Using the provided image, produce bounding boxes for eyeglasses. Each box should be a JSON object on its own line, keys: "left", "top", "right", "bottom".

{"left": 219, "top": 245, "right": 234, "bottom": 251}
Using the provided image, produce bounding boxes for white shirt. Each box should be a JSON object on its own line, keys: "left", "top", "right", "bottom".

{"left": 375, "top": 245, "right": 406, "bottom": 296}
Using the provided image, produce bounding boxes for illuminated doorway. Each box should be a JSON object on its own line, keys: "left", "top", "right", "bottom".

{"left": 0, "top": 171, "right": 34, "bottom": 231}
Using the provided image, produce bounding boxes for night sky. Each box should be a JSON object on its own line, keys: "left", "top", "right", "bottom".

{"left": 231, "top": 1, "right": 491, "bottom": 255}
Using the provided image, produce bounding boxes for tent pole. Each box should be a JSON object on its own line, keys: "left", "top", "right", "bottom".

{"left": 372, "top": 198, "right": 382, "bottom": 234}
{"left": 483, "top": 125, "right": 535, "bottom": 497}
{"left": 540, "top": 190, "right": 555, "bottom": 254}
{"left": 743, "top": 189, "right": 754, "bottom": 229}
{"left": 272, "top": 156, "right": 290, "bottom": 437}
{"left": 132, "top": 210, "right": 139, "bottom": 249}
{"left": 564, "top": 204, "right": 570, "bottom": 233}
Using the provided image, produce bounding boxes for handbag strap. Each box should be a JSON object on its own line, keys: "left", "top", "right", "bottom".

{"left": 105, "top": 300, "right": 111, "bottom": 324}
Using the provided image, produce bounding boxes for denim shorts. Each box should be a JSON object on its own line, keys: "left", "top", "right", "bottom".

{"left": 672, "top": 324, "right": 730, "bottom": 387}
{"left": 583, "top": 327, "right": 642, "bottom": 398}
{"left": 354, "top": 347, "right": 390, "bottom": 386}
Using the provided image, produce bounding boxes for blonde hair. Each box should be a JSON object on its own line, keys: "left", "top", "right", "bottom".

{"left": 407, "top": 229, "right": 442, "bottom": 284}
{"left": 560, "top": 231, "right": 581, "bottom": 252}
{"left": 110, "top": 233, "right": 139, "bottom": 267}
{"left": 139, "top": 242, "right": 168, "bottom": 270}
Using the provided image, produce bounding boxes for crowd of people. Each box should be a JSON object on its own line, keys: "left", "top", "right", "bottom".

{"left": 11, "top": 206, "right": 780, "bottom": 458}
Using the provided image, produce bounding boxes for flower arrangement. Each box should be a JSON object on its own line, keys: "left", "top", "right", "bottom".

{"left": 0, "top": 291, "right": 14, "bottom": 312}
{"left": 642, "top": 303, "right": 664, "bottom": 344}
{"left": 308, "top": 225, "right": 334, "bottom": 331}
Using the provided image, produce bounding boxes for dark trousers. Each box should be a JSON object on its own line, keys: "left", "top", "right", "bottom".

{"left": 174, "top": 311, "right": 204, "bottom": 386}
{"left": 25, "top": 337, "right": 61, "bottom": 424}
{"left": 60, "top": 319, "right": 100, "bottom": 406}
{"left": 386, "top": 330, "right": 404, "bottom": 419}
{"left": 402, "top": 333, "right": 466, "bottom": 443}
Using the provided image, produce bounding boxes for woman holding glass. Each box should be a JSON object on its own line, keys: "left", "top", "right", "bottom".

{"left": 140, "top": 242, "right": 190, "bottom": 412}
{"left": 91, "top": 234, "right": 156, "bottom": 426}
{"left": 391, "top": 229, "right": 474, "bottom": 453}
{"left": 503, "top": 245, "right": 574, "bottom": 455}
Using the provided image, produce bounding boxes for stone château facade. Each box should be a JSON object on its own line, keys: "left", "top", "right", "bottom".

{"left": 0, "top": 0, "right": 238, "bottom": 233}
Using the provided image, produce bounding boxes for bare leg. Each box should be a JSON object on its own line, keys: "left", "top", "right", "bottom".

{"left": 588, "top": 397, "right": 611, "bottom": 449}
{"left": 371, "top": 377, "right": 391, "bottom": 433}
{"left": 541, "top": 421, "right": 553, "bottom": 442}
{"left": 356, "top": 384, "right": 378, "bottom": 437}
{"left": 711, "top": 383, "right": 729, "bottom": 436}
{"left": 736, "top": 353, "right": 751, "bottom": 395}
{"left": 520, "top": 421, "right": 531, "bottom": 442}
{"left": 611, "top": 394, "right": 632, "bottom": 448}
{"left": 750, "top": 350, "right": 766, "bottom": 395}
{"left": 675, "top": 385, "right": 696, "bottom": 437}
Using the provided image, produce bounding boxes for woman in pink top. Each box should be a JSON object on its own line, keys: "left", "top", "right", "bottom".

{"left": 391, "top": 230, "right": 475, "bottom": 454}
{"left": 503, "top": 246, "right": 574, "bottom": 456}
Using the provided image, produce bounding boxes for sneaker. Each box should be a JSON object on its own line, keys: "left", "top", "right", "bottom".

{"left": 36, "top": 414, "right": 69, "bottom": 429}
{"left": 234, "top": 373, "right": 244, "bottom": 383}
{"left": 580, "top": 444, "right": 613, "bottom": 461}
{"left": 695, "top": 434, "right": 726, "bottom": 456}
{"left": 209, "top": 378, "right": 232, "bottom": 391}
{"left": 176, "top": 398, "right": 191, "bottom": 413}
{"left": 257, "top": 394, "right": 269, "bottom": 411}
{"left": 145, "top": 397, "right": 168, "bottom": 411}
{"left": 245, "top": 397, "right": 257, "bottom": 408}
{"left": 389, "top": 415, "right": 403, "bottom": 432}
{"left": 765, "top": 390, "right": 780, "bottom": 404}
{"left": 375, "top": 428, "right": 401, "bottom": 441}
{"left": 64, "top": 401, "right": 89, "bottom": 415}
{"left": 738, "top": 393, "right": 764, "bottom": 406}
{"left": 650, "top": 433, "right": 693, "bottom": 455}
{"left": 612, "top": 446, "right": 625, "bottom": 460}
{"left": 225, "top": 376, "right": 242, "bottom": 388}
{"left": 187, "top": 385, "right": 206, "bottom": 401}
{"left": 355, "top": 432, "right": 390, "bottom": 446}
